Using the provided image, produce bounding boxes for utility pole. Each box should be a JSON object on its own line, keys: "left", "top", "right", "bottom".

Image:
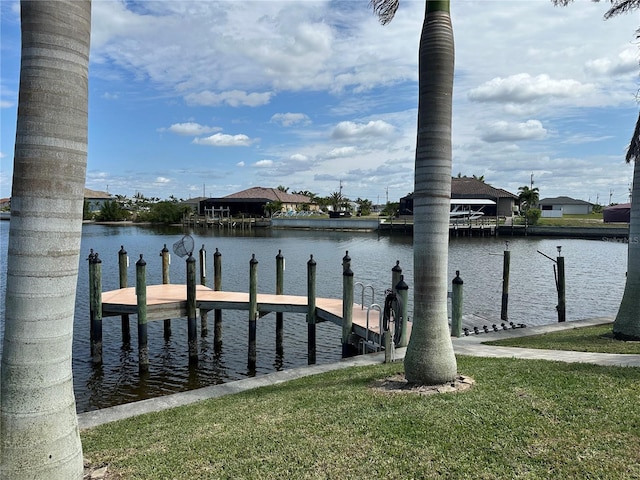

{"left": 609, "top": 189, "right": 613, "bottom": 205}
{"left": 530, "top": 172, "right": 534, "bottom": 189}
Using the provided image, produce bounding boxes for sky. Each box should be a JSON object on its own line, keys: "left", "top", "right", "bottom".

{"left": 1, "top": 1, "right": 638, "bottom": 205}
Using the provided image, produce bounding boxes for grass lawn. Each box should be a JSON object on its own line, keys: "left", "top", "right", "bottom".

{"left": 483, "top": 324, "right": 640, "bottom": 354}
{"left": 82, "top": 355, "right": 640, "bottom": 479}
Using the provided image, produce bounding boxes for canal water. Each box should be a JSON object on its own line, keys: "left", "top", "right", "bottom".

{"left": 0, "top": 222, "right": 629, "bottom": 412}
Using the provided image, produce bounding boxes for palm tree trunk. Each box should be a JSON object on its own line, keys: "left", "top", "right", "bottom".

{"left": 613, "top": 122, "right": 640, "bottom": 339}
{"left": 1, "top": 1, "right": 91, "bottom": 478}
{"left": 404, "top": 0, "right": 458, "bottom": 384}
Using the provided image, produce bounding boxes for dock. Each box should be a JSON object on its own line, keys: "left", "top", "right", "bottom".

{"left": 101, "top": 284, "right": 393, "bottom": 348}
{"left": 89, "top": 244, "right": 525, "bottom": 374}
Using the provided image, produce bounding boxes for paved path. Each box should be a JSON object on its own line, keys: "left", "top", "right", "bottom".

{"left": 451, "top": 316, "right": 640, "bottom": 368}
{"left": 77, "top": 316, "right": 639, "bottom": 430}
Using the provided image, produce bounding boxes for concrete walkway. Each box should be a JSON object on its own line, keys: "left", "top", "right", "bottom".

{"left": 77, "top": 316, "right": 639, "bottom": 431}
{"left": 451, "top": 316, "right": 640, "bottom": 367}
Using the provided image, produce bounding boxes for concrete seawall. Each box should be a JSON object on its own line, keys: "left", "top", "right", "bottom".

{"left": 497, "top": 225, "right": 629, "bottom": 239}
{"left": 271, "top": 218, "right": 380, "bottom": 231}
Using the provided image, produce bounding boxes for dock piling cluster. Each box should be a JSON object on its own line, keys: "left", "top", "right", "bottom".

{"left": 88, "top": 244, "right": 413, "bottom": 372}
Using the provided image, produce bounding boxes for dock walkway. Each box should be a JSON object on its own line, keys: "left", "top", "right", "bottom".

{"left": 102, "top": 284, "right": 393, "bottom": 346}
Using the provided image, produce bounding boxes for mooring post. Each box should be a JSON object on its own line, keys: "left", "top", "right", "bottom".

{"left": 451, "top": 271, "right": 463, "bottom": 337}
{"left": 199, "top": 244, "right": 208, "bottom": 337}
{"left": 213, "top": 248, "right": 223, "bottom": 351}
{"left": 249, "top": 254, "right": 259, "bottom": 369}
{"left": 136, "top": 254, "right": 149, "bottom": 371}
{"left": 118, "top": 245, "right": 131, "bottom": 344}
{"left": 342, "top": 253, "right": 355, "bottom": 358}
{"left": 307, "top": 254, "right": 317, "bottom": 365}
{"left": 501, "top": 242, "right": 510, "bottom": 321}
{"left": 88, "top": 249, "right": 96, "bottom": 348}
{"left": 186, "top": 253, "right": 198, "bottom": 364}
{"left": 391, "top": 260, "right": 402, "bottom": 294}
{"left": 556, "top": 246, "right": 566, "bottom": 322}
{"left": 275, "top": 249, "right": 284, "bottom": 356}
{"left": 342, "top": 250, "right": 351, "bottom": 273}
{"left": 395, "top": 275, "right": 409, "bottom": 347}
{"left": 90, "top": 252, "right": 103, "bottom": 364}
{"left": 160, "top": 244, "right": 171, "bottom": 339}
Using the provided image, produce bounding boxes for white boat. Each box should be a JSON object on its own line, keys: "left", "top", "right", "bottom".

{"left": 449, "top": 199, "right": 494, "bottom": 222}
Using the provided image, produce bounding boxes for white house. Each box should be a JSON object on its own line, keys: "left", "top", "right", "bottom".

{"left": 538, "top": 196, "right": 593, "bottom": 217}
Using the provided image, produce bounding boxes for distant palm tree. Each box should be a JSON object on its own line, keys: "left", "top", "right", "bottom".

{"left": 372, "top": 0, "right": 457, "bottom": 384}
{"left": 517, "top": 185, "right": 540, "bottom": 212}
{"left": 1, "top": 1, "right": 91, "bottom": 478}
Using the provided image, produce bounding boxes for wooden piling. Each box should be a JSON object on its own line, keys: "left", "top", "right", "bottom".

{"left": 307, "top": 254, "right": 317, "bottom": 365}
{"left": 391, "top": 260, "right": 402, "bottom": 294}
{"left": 275, "top": 249, "right": 284, "bottom": 356}
{"left": 395, "top": 275, "right": 409, "bottom": 347}
{"left": 199, "top": 244, "right": 208, "bottom": 337}
{"left": 451, "top": 271, "right": 463, "bottom": 337}
{"left": 187, "top": 253, "right": 198, "bottom": 364}
{"left": 249, "top": 254, "right": 258, "bottom": 369}
{"left": 501, "top": 247, "right": 510, "bottom": 321}
{"left": 90, "top": 252, "right": 103, "bottom": 364}
{"left": 342, "top": 257, "right": 355, "bottom": 358}
{"left": 118, "top": 245, "right": 131, "bottom": 344}
{"left": 88, "top": 249, "right": 95, "bottom": 347}
{"left": 557, "top": 251, "right": 566, "bottom": 322}
{"left": 213, "top": 248, "right": 222, "bottom": 351}
{"left": 160, "top": 244, "right": 171, "bottom": 338}
{"left": 136, "top": 254, "right": 149, "bottom": 371}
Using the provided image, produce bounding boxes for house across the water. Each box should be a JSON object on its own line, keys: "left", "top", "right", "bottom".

{"left": 399, "top": 177, "right": 518, "bottom": 219}
{"left": 199, "top": 187, "right": 315, "bottom": 217}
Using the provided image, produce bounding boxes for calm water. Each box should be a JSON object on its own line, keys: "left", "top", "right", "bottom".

{"left": 0, "top": 222, "right": 628, "bottom": 412}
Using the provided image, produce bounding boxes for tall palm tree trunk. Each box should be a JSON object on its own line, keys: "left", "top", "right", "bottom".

{"left": 1, "top": 1, "right": 91, "bottom": 478}
{"left": 613, "top": 112, "right": 640, "bottom": 340}
{"left": 404, "top": 0, "right": 458, "bottom": 384}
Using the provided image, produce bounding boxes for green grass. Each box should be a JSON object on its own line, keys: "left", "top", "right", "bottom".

{"left": 484, "top": 324, "right": 640, "bottom": 354}
{"left": 82, "top": 356, "right": 640, "bottom": 479}
{"left": 534, "top": 213, "right": 620, "bottom": 228}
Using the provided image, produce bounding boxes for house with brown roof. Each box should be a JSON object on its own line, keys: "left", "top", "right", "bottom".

{"left": 84, "top": 188, "right": 112, "bottom": 213}
{"left": 200, "top": 187, "right": 315, "bottom": 217}
{"left": 399, "top": 177, "right": 518, "bottom": 218}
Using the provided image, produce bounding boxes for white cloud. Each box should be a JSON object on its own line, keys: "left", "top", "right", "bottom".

{"left": 326, "top": 146, "right": 357, "bottom": 158}
{"left": 154, "top": 176, "right": 171, "bottom": 184}
{"left": 289, "top": 154, "right": 308, "bottom": 162}
{"left": 480, "top": 120, "right": 547, "bottom": 143}
{"left": 193, "top": 133, "right": 253, "bottom": 147}
{"left": 331, "top": 120, "right": 394, "bottom": 140}
{"left": 164, "top": 122, "right": 221, "bottom": 136}
{"left": 468, "top": 74, "right": 594, "bottom": 104}
{"left": 254, "top": 159, "right": 274, "bottom": 168}
{"left": 185, "top": 90, "right": 273, "bottom": 107}
{"left": 271, "top": 113, "right": 311, "bottom": 127}
{"left": 585, "top": 46, "right": 639, "bottom": 77}
{"left": 237, "top": 161, "right": 245, "bottom": 167}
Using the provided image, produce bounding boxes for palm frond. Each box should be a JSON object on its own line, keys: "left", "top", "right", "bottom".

{"left": 626, "top": 112, "right": 640, "bottom": 163}
{"left": 603, "top": 0, "right": 640, "bottom": 18}
{"left": 370, "top": 0, "right": 399, "bottom": 25}
{"left": 552, "top": 0, "right": 640, "bottom": 19}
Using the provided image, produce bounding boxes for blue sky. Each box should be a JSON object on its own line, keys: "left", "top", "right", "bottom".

{"left": 1, "top": 0, "right": 638, "bottom": 204}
